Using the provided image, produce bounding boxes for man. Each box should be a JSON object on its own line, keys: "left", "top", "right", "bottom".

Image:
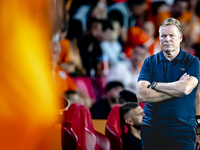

{"left": 107, "top": 44, "right": 148, "bottom": 93}
{"left": 120, "top": 102, "right": 144, "bottom": 150}
{"left": 51, "top": 41, "right": 76, "bottom": 96}
{"left": 136, "top": 18, "right": 200, "bottom": 150}
{"left": 90, "top": 81, "right": 124, "bottom": 119}
{"left": 78, "top": 17, "right": 103, "bottom": 77}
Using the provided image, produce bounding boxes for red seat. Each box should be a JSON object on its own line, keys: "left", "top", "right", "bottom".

{"left": 72, "top": 77, "right": 96, "bottom": 102}
{"left": 62, "top": 104, "right": 86, "bottom": 150}
{"left": 61, "top": 127, "right": 77, "bottom": 150}
{"left": 85, "top": 108, "right": 111, "bottom": 150}
{"left": 62, "top": 103, "right": 110, "bottom": 150}
{"left": 105, "top": 105, "right": 128, "bottom": 150}
{"left": 96, "top": 131, "right": 111, "bottom": 150}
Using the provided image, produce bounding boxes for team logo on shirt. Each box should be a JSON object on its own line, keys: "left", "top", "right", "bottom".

{"left": 180, "top": 68, "right": 185, "bottom": 71}
{"left": 59, "top": 71, "right": 67, "bottom": 79}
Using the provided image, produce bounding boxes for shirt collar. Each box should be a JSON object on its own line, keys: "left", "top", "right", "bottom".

{"left": 159, "top": 48, "right": 184, "bottom": 61}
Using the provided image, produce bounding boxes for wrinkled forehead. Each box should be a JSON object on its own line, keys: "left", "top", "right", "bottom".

{"left": 159, "top": 25, "right": 180, "bottom": 35}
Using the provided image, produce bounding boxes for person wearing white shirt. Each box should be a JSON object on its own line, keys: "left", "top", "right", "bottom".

{"left": 106, "top": 45, "right": 148, "bottom": 93}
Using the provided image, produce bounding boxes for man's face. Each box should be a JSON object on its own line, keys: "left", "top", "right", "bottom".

{"left": 130, "top": 46, "right": 147, "bottom": 68}
{"left": 127, "top": 106, "right": 144, "bottom": 126}
{"left": 159, "top": 25, "right": 182, "bottom": 54}
{"left": 90, "top": 22, "right": 103, "bottom": 41}
{"left": 107, "top": 86, "right": 123, "bottom": 104}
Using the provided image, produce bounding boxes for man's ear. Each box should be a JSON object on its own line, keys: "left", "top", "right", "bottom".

{"left": 125, "top": 118, "right": 134, "bottom": 126}
{"left": 180, "top": 34, "right": 183, "bottom": 42}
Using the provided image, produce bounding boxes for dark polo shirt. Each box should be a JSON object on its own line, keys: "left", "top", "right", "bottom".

{"left": 138, "top": 48, "right": 200, "bottom": 131}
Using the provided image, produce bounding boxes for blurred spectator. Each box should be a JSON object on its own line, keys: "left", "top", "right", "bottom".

{"left": 142, "top": 21, "right": 161, "bottom": 55}
{"left": 128, "top": 0, "right": 153, "bottom": 28}
{"left": 154, "top": 0, "right": 192, "bottom": 35}
{"left": 62, "top": 90, "right": 84, "bottom": 110}
{"left": 90, "top": 81, "right": 124, "bottom": 119}
{"left": 183, "top": 0, "right": 200, "bottom": 46}
{"left": 107, "top": 45, "right": 148, "bottom": 93}
{"left": 108, "top": 10, "right": 125, "bottom": 45}
{"left": 89, "top": 0, "right": 107, "bottom": 19}
{"left": 77, "top": 90, "right": 93, "bottom": 109}
{"left": 119, "top": 90, "right": 138, "bottom": 104}
{"left": 120, "top": 102, "right": 144, "bottom": 150}
{"left": 51, "top": 41, "right": 76, "bottom": 97}
{"left": 124, "top": 27, "right": 152, "bottom": 57}
{"left": 100, "top": 19, "right": 124, "bottom": 67}
{"left": 73, "top": 0, "right": 107, "bottom": 31}
{"left": 59, "top": 19, "right": 86, "bottom": 76}
{"left": 62, "top": 89, "right": 93, "bottom": 111}
{"left": 78, "top": 17, "right": 103, "bottom": 77}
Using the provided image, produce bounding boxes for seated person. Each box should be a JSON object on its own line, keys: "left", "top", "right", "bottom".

{"left": 90, "top": 81, "right": 124, "bottom": 119}
{"left": 119, "top": 89, "right": 138, "bottom": 104}
{"left": 77, "top": 90, "right": 93, "bottom": 109}
{"left": 100, "top": 19, "right": 124, "bottom": 67}
{"left": 50, "top": 41, "right": 76, "bottom": 97}
{"left": 59, "top": 19, "right": 86, "bottom": 76}
{"left": 107, "top": 44, "right": 148, "bottom": 93}
{"left": 78, "top": 17, "right": 103, "bottom": 77}
{"left": 120, "top": 102, "right": 144, "bottom": 150}
{"left": 62, "top": 90, "right": 83, "bottom": 111}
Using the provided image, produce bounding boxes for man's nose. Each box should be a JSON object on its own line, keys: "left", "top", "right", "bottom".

{"left": 165, "top": 35, "right": 171, "bottom": 41}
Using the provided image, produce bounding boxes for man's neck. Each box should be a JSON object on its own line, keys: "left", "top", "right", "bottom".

{"left": 163, "top": 49, "right": 180, "bottom": 61}
{"left": 129, "top": 126, "right": 141, "bottom": 140}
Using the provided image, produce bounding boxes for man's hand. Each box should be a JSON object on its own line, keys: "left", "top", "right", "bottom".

{"left": 196, "top": 135, "right": 200, "bottom": 150}
{"left": 179, "top": 73, "right": 190, "bottom": 81}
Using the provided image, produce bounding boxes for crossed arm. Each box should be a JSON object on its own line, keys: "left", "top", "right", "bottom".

{"left": 136, "top": 73, "right": 198, "bottom": 103}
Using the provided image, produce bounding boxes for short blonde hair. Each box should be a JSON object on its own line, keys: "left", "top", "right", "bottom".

{"left": 159, "top": 18, "right": 182, "bottom": 34}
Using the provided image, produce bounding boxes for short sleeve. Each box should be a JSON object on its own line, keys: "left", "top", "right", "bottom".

{"left": 185, "top": 57, "right": 200, "bottom": 81}
{"left": 138, "top": 58, "right": 151, "bottom": 83}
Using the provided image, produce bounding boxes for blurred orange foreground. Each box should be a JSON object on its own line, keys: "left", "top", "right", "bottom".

{"left": 0, "top": 0, "right": 59, "bottom": 150}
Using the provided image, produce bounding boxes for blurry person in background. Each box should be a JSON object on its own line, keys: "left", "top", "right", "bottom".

{"left": 78, "top": 17, "right": 103, "bottom": 77}
{"left": 183, "top": 0, "right": 200, "bottom": 47}
{"left": 100, "top": 19, "right": 124, "bottom": 67}
{"left": 59, "top": 19, "right": 86, "bottom": 76}
{"left": 51, "top": 41, "right": 76, "bottom": 98}
{"left": 77, "top": 90, "right": 93, "bottom": 109}
{"left": 62, "top": 90, "right": 83, "bottom": 111}
{"left": 62, "top": 90, "right": 93, "bottom": 111}
{"left": 128, "top": 0, "right": 150, "bottom": 28}
{"left": 89, "top": 0, "right": 107, "bottom": 19}
{"left": 142, "top": 21, "right": 161, "bottom": 55}
{"left": 120, "top": 102, "right": 144, "bottom": 150}
{"left": 107, "top": 45, "right": 148, "bottom": 94}
{"left": 90, "top": 81, "right": 124, "bottom": 119}
{"left": 108, "top": 10, "right": 127, "bottom": 45}
{"left": 154, "top": 0, "right": 192, "bottom": 36}
{"left": 123, "top": 26, "right": 152, "bottom": 58}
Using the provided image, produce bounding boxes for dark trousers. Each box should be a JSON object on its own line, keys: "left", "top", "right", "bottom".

{"left": 141, "top": 125, "right": 196, "bottom": 150}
